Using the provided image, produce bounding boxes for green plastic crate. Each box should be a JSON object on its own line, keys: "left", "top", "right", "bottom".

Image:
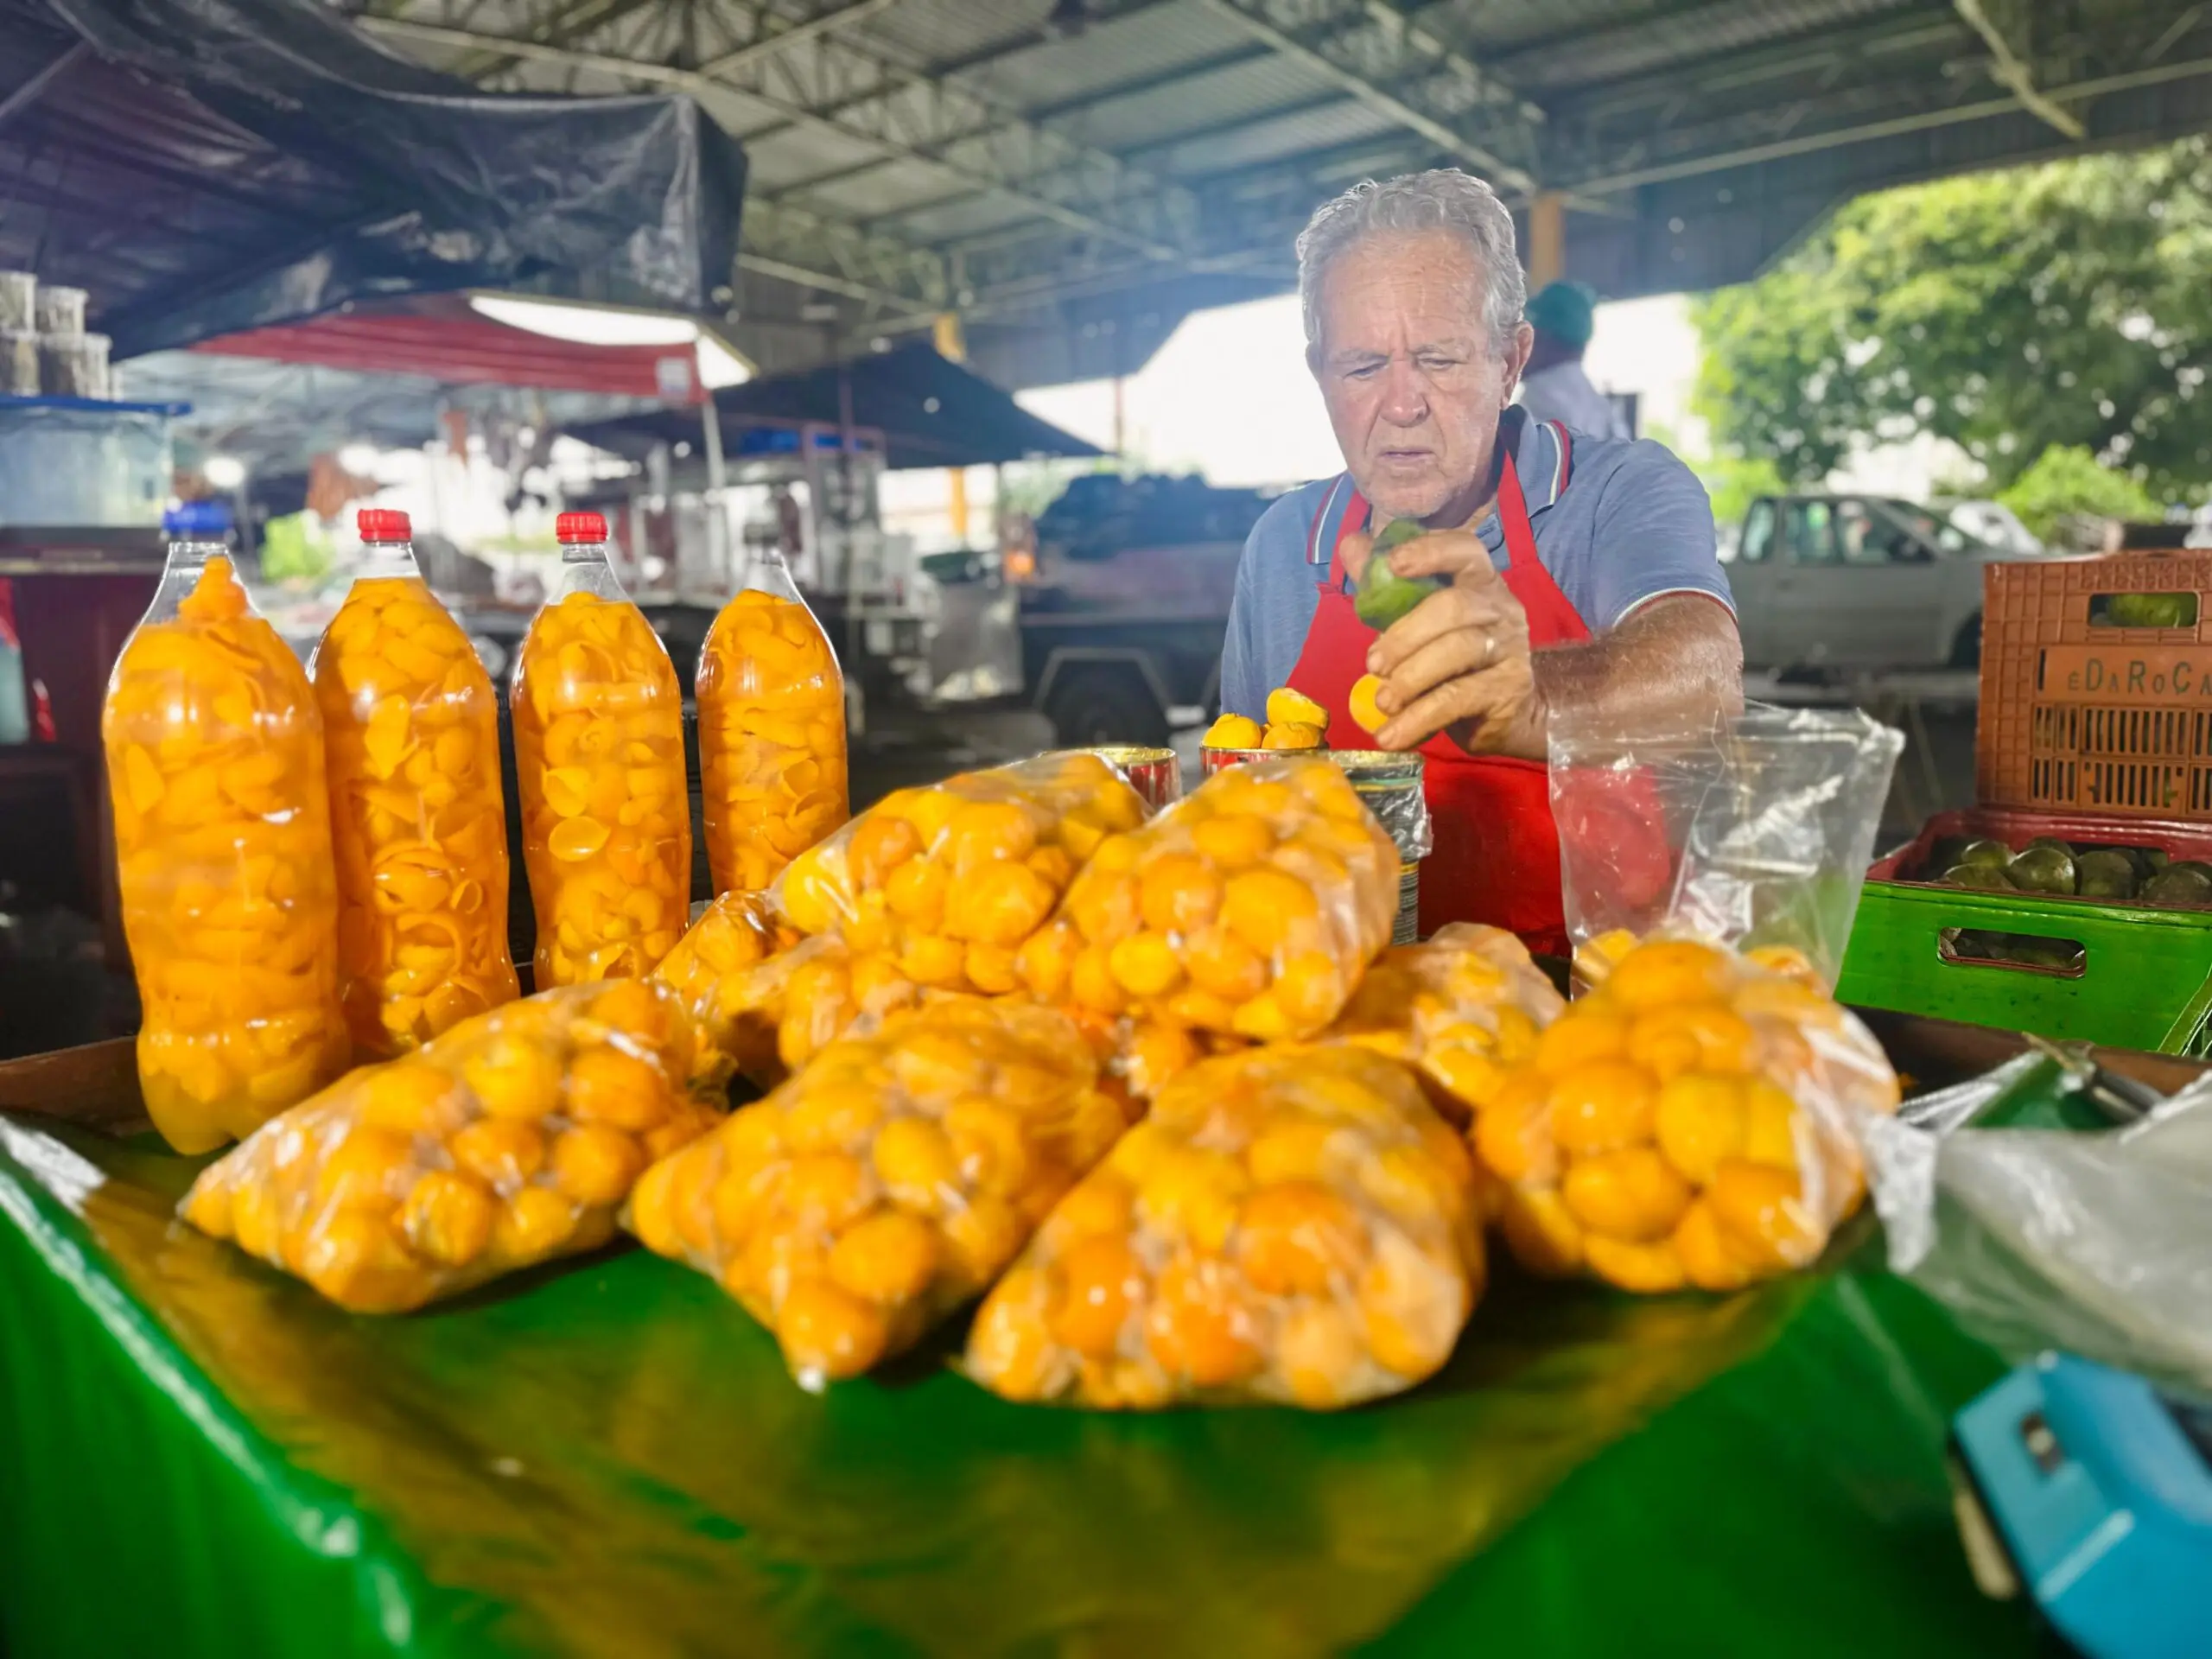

{"left": 1836, "top": 806, "right": 2212, "bottom": 1053}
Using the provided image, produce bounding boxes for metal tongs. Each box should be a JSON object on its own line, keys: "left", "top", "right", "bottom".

{"left": 2018, "top": 1033, "right": 2166, "bottom": 1125}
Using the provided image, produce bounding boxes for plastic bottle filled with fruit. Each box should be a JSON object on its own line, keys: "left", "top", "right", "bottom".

{"left": 312, "top": 509, "right": 518, "bottom": 1056}
{"left": 102, "top": 501, "right": 353, "bottom": 1152}
{"left": 696, "top": 544, "right": 848, "bottom": 894}
{"left": 512, "top": 512, "right": 690, "bottom": 988}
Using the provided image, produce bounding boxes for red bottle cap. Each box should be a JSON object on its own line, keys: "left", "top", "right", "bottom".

{"left": 358, "top": 507, "right": 412, "bottom": 543}
{"left": 556, "top": 511, "right": 608, "bottom": 544}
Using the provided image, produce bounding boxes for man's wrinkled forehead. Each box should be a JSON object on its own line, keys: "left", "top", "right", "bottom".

{"left": 1314, "top": 230, "right": 1491, "bottom": 352}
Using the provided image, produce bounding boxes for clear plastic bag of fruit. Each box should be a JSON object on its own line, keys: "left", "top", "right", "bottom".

{"left": 512, "top": 512, "right": 690, "bottom": 988}
{"left": 1549, "top": 704, "right": 1904, "bottom": 987}
{"left": 181, "top": 978, "right": 719, "bottom": 1311}
{"left": 103, "top": 503, "right": 352, "bottom": 1152}
{"left": 774, "top": 751, "right": 1147, "bottom": 995}
{"left": 1467, "top": 935, "right": 1900, "bottom": 1294}
{"left": 648, "top": 890, "right": 801, "bottom": 1090}
{"left": 696, "top": 544, "right": 849, "bottom": 894}
{"left": 625, "top": 996, "right": 1132, "bottom": 1389}
{"left": 1014, "top": 756, "right": 1398, "bottom": 1043}
{"left": 966, "top": 1043, "right": 1483, "bottom": 1409}
{"left": 1323, "top": 923, "right": 1564, "bottom": 1124}
{"left": 314, "top": 509, "right": 518, "bottom": 1055}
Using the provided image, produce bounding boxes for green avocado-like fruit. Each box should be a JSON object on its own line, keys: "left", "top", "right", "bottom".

{"left": 2105, "top": 592, "right": 2194, "bottom": 628}
{"left": 1940, "top": 863, "right": 2016, "bottom": 891}
{"left": 2075, "top": 849, "right": 2138, "bottom": 900}
{"left": 2006, "top": 844, "right": 2077, "bottom": 895}
{"left": 1955, "top": 838, "right": 2012, "bottom": 871}
{"left": 2143, "top": 864, "right": 2212, "bottom": 908}
{"left": 1354, "top": 518, "right": 1446, "bottom": 630}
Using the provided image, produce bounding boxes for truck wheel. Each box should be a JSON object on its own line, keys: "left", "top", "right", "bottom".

{"left": 1950, "top": 613, "right": 1982, "bottom": 669}
{"left": 1043, "top": 664, "right": 1170, "bottom": 749}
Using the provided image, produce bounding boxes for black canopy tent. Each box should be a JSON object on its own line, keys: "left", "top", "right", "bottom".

{"left": 564, "top": 342, "right": 1101, "bottom": 472}
{"left": 0, "top": 0, "right": 747, "bottom": 356}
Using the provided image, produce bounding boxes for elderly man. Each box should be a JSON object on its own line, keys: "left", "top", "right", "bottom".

{"left": 1221, "top": 169, "right": 1741, "bottom": 955}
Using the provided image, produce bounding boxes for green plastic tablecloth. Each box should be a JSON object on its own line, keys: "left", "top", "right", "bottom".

{"left": 0, "top": 1109, "right": 2037, "bottom": 1659}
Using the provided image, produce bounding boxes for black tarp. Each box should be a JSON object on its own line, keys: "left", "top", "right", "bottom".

{"left": 0, "top": 0, "right": 747, "bottom": 355}
{"left": 565, "top": 343, "right": 1103, "bottom": 471}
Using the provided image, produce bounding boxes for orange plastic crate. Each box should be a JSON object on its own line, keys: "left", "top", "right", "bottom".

{"left": 1978, "top": 551, "right": 2212, "bottom": 818}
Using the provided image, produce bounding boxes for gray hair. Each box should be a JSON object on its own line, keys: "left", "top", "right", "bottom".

{"left": 1295, "top": 168, "right": 1526, "bottom": 352}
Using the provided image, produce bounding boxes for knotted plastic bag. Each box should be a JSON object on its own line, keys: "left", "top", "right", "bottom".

{"left": 1322, "top": 922, "right": 1564, "bottom": 1124}
{"left": 1016, "top": 756, "right": 1399, "bottom": 1046}
{"left": 625, "top": 997, "right": 1132, "bottom": 1389}
{"left": 966, "top": 1044, "right": 1483, "bottom": 1410}
{"left": 1469, "top": 936, "right": 1900, "bottom": 1294}
{"left": 181, "top": 979, "right": 718, "bottom": 1311}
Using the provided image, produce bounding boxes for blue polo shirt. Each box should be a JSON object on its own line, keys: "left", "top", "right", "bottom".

{"left": 1219, "top": 419, "right": 1732, "bottom": 720}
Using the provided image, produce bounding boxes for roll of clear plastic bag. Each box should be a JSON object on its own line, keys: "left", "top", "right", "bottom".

{"left": 1549, "top": 703, "right": 1904, "bottom": 988}
{"left": 1866, "top": 1059, "right": 2212, "bottom": 1399}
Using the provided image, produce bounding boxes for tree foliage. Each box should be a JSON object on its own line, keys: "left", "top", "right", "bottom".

{"left": 1693, "top": 139, "right": 2212, "bottom": 498}
{"left": 1996, "top": 444, "right": 2162, "bottom": 543}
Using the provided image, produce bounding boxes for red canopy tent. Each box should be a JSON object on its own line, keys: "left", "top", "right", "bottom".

{"left": 186, "top": 293, "right": 712, "bottom": 404}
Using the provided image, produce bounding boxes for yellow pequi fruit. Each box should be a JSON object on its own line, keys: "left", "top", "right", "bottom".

{"left": 1261, "top": 721, "right": 1326, "bottom": 751}
{"left": 1017, "top": 756, "right": 1398, "bottom": 1048}
{"left": 696, "top": 588, "right": 849, "bottom": 894}
{"left": 180, "top": 978, "right": 721, "bottom": 1312}
{"left": 1347, "top": 674, "right": 1389, "bottom": 736}
{"left": 1265, "top": 686, "right": 1328, "bottom": 730}
{"left": 965, "top": 1043, "right": 1483, "bottom": 1410}
{"left": 1201, "top": 713, "right": 1264, "bottom": 751}
{"left": 625, "top": 996, "right": 1134, "bottom": 1389}
{"left": 1322, "top": 923, "right": 1564, "bottom": 1126}
{"left": 1465, "top": 934, "right": 1901, "bottom": 1294}
{"left": 772, "top": 752, "right": 1147, "bottom": 1020}
{"left": 511, "top": 591, "right": 691, "bottom": 988}
{"left": 103, "top": 556, "right": 353, "bottom": 1153}
{"left": 647, "top": 890, "right": 803, "bottom": 1091}
{"left": 315, "top": 575, "right": 520, "bottom": 1057}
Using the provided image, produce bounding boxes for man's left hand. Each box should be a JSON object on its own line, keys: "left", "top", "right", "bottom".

{"left": 1360, "top": 529, "right": 1545, "bottom": 760}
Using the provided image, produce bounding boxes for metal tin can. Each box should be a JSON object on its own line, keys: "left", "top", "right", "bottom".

{"left": 1084, "top": 745, "right": 1182, "bottom": 814}
{"left": 1327, "top": 750, "right": 1431, "bottom": 945}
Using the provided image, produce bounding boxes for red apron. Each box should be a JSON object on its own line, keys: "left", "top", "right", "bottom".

{"left": 1286, "top": 428, "right": 1586, "bottom": 957}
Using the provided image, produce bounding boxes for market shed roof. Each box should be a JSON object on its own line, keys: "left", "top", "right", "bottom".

{"left": 188, "top": 2, "right": 2212, "bottom": 385}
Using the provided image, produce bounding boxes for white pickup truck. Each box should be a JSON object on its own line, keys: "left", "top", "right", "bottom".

{"left": 1723, "top": 494, "right": 2037, "bottom": 671}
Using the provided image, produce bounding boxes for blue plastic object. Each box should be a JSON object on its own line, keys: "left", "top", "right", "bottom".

{"left": 1953, "top": 1353, "right": 2212, "bottom": 1659}
{"left": 161, "top": 500, "right": 233, "bottom": 538}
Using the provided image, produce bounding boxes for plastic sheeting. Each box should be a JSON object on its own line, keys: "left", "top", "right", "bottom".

{"left": 0, "top": 0, "right": 746, "bottom": 356}
{"left": 0, "top": 1105, "right": 2038, "bottom": 1657}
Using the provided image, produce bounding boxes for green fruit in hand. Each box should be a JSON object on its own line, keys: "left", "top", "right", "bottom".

{"left": 1941, "top": 863, "right": 2016, "bottom": 891}
{"left": 1354, "top": 518, "right": 1446, "bottom": 630}
{"left": 2005, "top": 845, "right": 2077, "bottom": 895}
{"left": 2075, "top": 850, "right": 2138, "bottom": 900}
{"left": 1955, "top": 838, "right": 2012, "bottom": 870}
